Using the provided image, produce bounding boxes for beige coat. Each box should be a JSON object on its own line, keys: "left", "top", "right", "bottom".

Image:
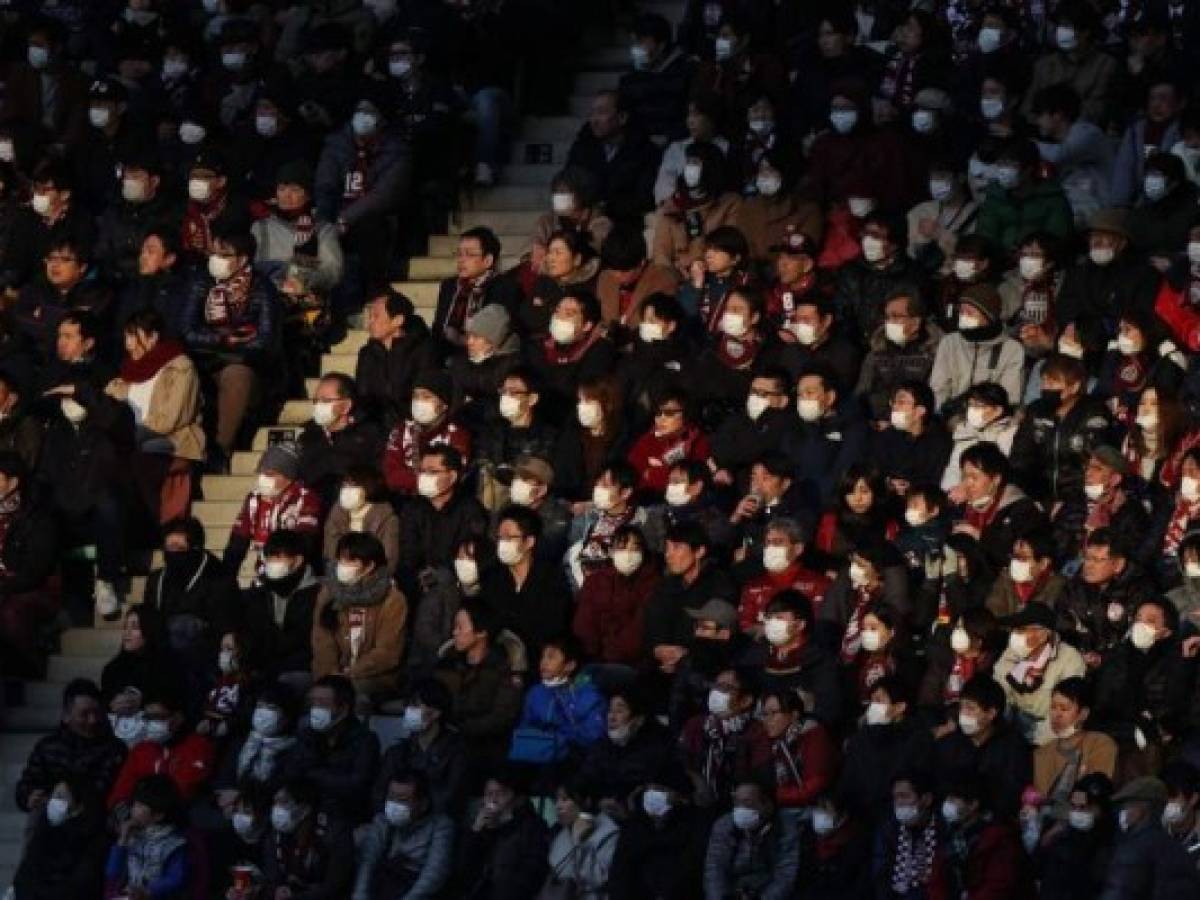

{"left": 733, "top": 193, "right": 824, "bottom": 261}
{"left": 106, "top": 353, "right": 205, "bottom": 461}
{"left": 1032, "top": 730, "right": 1118, "bottom": 797}
{"left": 994, "top": 638, "right": 1087, "bottom": 746}
{"left": 651, "top": 192, "right": 742, "bottom": 272}
{"left": 322, "top": 502, "right": 401, "bottom": 574}
{"left": 529, "top": 210, "right": 613, "bottom": 255}
{"left": 595, "top": 263, "right": 679, "bottom": 325}
{"left": 312, "top": 581, "right": 408, "bottom": 681}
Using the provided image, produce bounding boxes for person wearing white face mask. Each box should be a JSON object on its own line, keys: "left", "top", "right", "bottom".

{"left": 974, "top": 139, "right": 1074, "bottom": 255}
{"left": 541, "top": 290, "right": 611, "bottom": 389}
{"left": 733, "top": 148, "right": 823, "bottom": 263}
{"left": 263, "top": 779, "right": 355, "bottom": 895}
{"left": 774, "top": 296, "right": 862, "bottom": 396}
{"left": 1031, "top": 82, "right": 1114, "bottom": 225}
{"left": 929, "top": 283, "right": 1025, "bottom": 413}
{"left": 871, "top": 381, "right": 951, "bottom": 492}
{"left": 651, "top": 140, "right": 742, "bottom": 273}
{"left": 567, "top": 462, "right": 648, "bottom": 589}
{"left": 856, "top": 290, "right": 944, "bottom": 420}
{"left": 381, "top": 370, "right": 468, "bottom": 500}
{"left": 322, "top": 466, "right": 400, "bottom": 576}
{"left": 297, "top": 372, "right": 385, "bottom": 506}
{"left": 626, "top": 387, "right": 711, "bottom": 501}
{"left": 530, "top": 168, "right": 612, "bottom": 273}
{"left": 738, "top": 518, "right": 831, "bottom": 629}
{"left": 572, "top": 525, "right": 658, "bottom": 671}
{"left": 994, "top": 602, "right": 1085, "bottom": 747}
{"left": 215, "top": 686, "right": 298, "bottom": 809}
{"left": 311, "top": 533, "right": 407, "bottom": 707}
{"left": 907, "top": 162, "right": 978, "bottom": 275}
{"left": 357, "top": 771, "right": 455, "bottom": 897}
{"left": 1160, "top": 763, "right": 1200, "bottom": 852}
{"left": 679, "top": 226, "right": 750, "bottom": 335}
{"left": 836, "top": 214, "right": 926, "bottom": 345}
{"left": 680, "top": 665, "right": 768, "bottom": 800}
{"left": 1032, "top": 677, "right": 1117, "bottom": 806}
{"left": 988, "top": 532, "right": 1064, "bottom": 619}
{"left": 705, "top": 779, "right": 800, "bottom": 891}
{"left": 509, "top": 636, "right": 607, "bottom": 767}
{"left": 242, "top": 529, "right": 320, "bottom": 690}
{"left": 841, "top": 682, "right": 936, "bottom": 820}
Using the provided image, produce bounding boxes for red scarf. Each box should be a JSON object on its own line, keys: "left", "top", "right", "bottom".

{"left": 181, "top": 193, "right": 227, "bottom": 255}
{"left": 542, "top": 326, "right": 603, "bottom": 366}
{"left": 1164, "top": 495, "right": 1200, "bottom": 556}
{"left": 839, "top": 587, "right": 878, "bottom": 663}
{"left": 944, "top": 652, "right": 981, "bottom": 704}
{"left": 880, "top": 51, "right": 919, "bottom": 108}
{"left": 766, "top": 275, "right": 817, "bottom": 325}
{"left": 205, "top": 265, "right": 254, "bottom": 328}
{"left": 963, "top": 490, "right": 1004, "bottom": 533}
{"left": 445, "top": 272, "right": 492, "bottom": 335}
{"left": 120, "top": 340, "right": 185, "bottom": 383}
{"left": 714, "top": 333, "right": 761, "bottom": 369}
{"left": 1013, "top": 569, "right": 1050, "bottom": 605}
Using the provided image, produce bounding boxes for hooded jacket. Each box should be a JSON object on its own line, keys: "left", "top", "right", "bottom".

{"left": 929, "top": 328, "right": 1025, "bottom": 413}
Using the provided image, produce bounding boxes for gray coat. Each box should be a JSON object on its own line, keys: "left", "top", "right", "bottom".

{"left": 353, "top": 811, "right": 456, "bottom": 900}
{"left": 703, "top": 810, "right": 800, "bottom": 900}
{"left": 1099, "top": 820, "right": 1200, "bottom": 900}
{"left": 252, "top": 214, "right": 344, "bottom": 294}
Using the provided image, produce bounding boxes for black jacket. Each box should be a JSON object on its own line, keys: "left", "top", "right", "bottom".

{"left": 833, "top": 253, "right": 926, "bottom": 346}
{"left": 0, "top": 498, "right": 56, "bottom": 598}
{"left": 709, "top": 406, "right": 798, "bottom": 481}
{"left": 296, "top": 417, "right": 386, "bottom": 507}
{"left": 838, "top": 718, "right": 936, "bottom": 822}
{"left": 0, "top": 409, "right": 43, "bottom": 471}
{"left": 577, "top": 718, "right": 674, "bottom": 804}
{"left": 479, "top": 559, "right": 572, "bottom": 664}
{"left": 528, "top": 334, "right": 617, "bottom": 426}
{"left": 283, "top": 714, "right": 381, "bottom": 824}
{"left": 642, "top": 563, "right": 737, "bottom": 654}
{"left": 141, "top": 550, "right": 238, "bottom": 637}
{"left": 35, "top": 388, "right": 134, "bottom": 515}
{"left": 1099, "top": 821, "right": 1200, "bottom": 900}
{"left": 609, "top": 805, "right": 712, "bottom": 900}
{"left": 566, "top": 125, "right": 662, "bottom": 225}
{"left": 14, "top": 725, "right": 127, "bottom": 812}
{"left": 1093, "top": 637, "right": 1195, "bottom": 748}
{"left": 242, "top": 573, "right": 320, "bottom": 677}
{"left": 456, "top": 802, "right": 549, "bottom": 900}
{"left": 396, "top": 487, "right": 489, "bottom": 583}
{"left": 354, "top": 319, "right": 438, "bottom": 429}
{"left": 868, "top": 421, "right": 953, "bottom": 488}
{"left": 1056, "top": 568, "right": 1158, "bottom": 659}
{"left": 618, "top": 48, "right": 694, "bottom": 141}
{"left": 1057, "top": 254, "right": 1158, "bottom": 352}
{"left": 114, "top": 269, "right": 190, "bottom": 340}
{"left": 432, "top": 273, "right": 522, "bottom": 354}
{"left": 372, "top": 725, "right": 469, "bottom": 817}
{"left": 183, "top": 268, "right": 281, "bottom": 369}
{"left": 95, "top": 191, "right": 183, "bottom": 286}
{"left": 1010, "top": 394, "right": 1113, "bottom": 504}
{"left": 12, "top": 802, "right": 108, "bottom": 900}
{"left": 932, "top": 722, "right": 1032, "bottom": 820}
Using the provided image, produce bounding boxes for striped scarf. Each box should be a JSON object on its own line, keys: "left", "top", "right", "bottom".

{"left": 892, "top": 817, "right": 938, "bottom": 895}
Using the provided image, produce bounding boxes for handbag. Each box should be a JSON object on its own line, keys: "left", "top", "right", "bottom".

{"left": 509, "top": 725, "right": 565, "bottom": 764}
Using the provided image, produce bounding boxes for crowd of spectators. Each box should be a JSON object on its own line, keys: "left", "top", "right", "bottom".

{"left": 7, "top": 0, "right": 1200, "bottom": 898}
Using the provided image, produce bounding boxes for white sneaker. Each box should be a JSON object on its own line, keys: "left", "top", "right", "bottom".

{"left": 95, "top": 580, "right": 122, "bottom": 621}
{"left": 474, "top": 161, "right": 495, "bottom": 187}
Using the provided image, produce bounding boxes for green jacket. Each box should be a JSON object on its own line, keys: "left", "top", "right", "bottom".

{"left": 975, "top": 179, "right": 1074, "bottom": 252}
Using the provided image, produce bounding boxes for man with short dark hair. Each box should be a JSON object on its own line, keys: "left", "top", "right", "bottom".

{"left": 297, "top": 372, "right": 384, "bottom": 507}
{"left": 432, "top": 227, "right": 520, "bottom": 353}
{"left": 619, "top": 13, "right": 693, "bottom": 143}
{"left": 567, "top": 90, "right": 662, "bottom": 225}
{"left": 355, "top": 286, "right": 437, "bottom": 429}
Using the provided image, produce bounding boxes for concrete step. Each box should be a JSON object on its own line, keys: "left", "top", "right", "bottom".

{"left": 12, "top": 681, "right": 71, "bottom": 711}
{"left": 60, "top": 628, "right": 121, "bottom": 658}
{"left": 0, "top": 734, "right": 38, "bottom": 765}
{"left": 232, "top": 452, "right": 263, "bottom": 476}
{"left": 386, "top": 281, "right": 439, "bottom": 306}
{"left": 407, "top": 254, "right": 519, "bottom": 280}
{"left": 509, "top": 139, "right": 572, "bottom": 168}
{"left": 573, "top": 70, "right": 622, "bottom": 95}
{"left": 579, "top": 45, "right": 632, "bottom": 69}
{"left": 1, "top": 761, "right": 23, "bottom": 791}
{"left": 517, "top": 116, "right": 580, "bottom": 142}
{"left": 199, "top": 474, "right": 257, "bottom": 502}
{"left": 319, "top": 354, "right": 359, "bottom": 377}
{"left": 331, "top": 329, "right": 370, "bottom": 355}
{"left": 498, "top": 163, "right": 559, "bottom": 186}
{"left": 0, "top": 812, "right": 23, "bottom": 842}
{"left": 464, "top": 185, "right": 545, "bottom": 212}
{"left": 278, "top": 399, "right": 312, "bottom": 426}
{"left": 0, "top": 705, "right": 58, "bottom": 733}
{"left": 450, "top": 209, "right": 541, "bottom": 235}
{"left": 45, "top": 655, "right": 106, "bottom": 685}
{"left": 192, "top": 500, "right": 242, "bottom": 528}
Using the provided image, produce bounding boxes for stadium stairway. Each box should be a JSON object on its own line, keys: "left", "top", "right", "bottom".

{"left": 0, "top": 2, "right": 686, "bottom": 889}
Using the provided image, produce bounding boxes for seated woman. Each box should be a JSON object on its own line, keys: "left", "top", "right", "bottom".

{"left": 572, "top": 525, "right": 660, "bottom": 667}
{"left": 554, "top": 375, "right": 628, "bottom": 502}
{"left": 105, "top": 309, "right": 205, "bottom": 525}
{"left": 182, "top": 222, "right": 279, "bottom": 466}
{"left": 839, "top": 601, "right": 919, "bottom": 717}
{"left": 519, "top": 229, "right": 601, "bottom": 340}
{"left": 382, "top": 369, "right": 473, "bottom": 499}
{"left": 734, "top": 143, "right": 823, "bottom": 264}
{"left": 675, "top": 225, "right": 753, "bottom": 336}
{"left": 526, "top": 165, "right": 612, "bottom": 279}
{"left": 689, "top": 286, "right": 773, "bottom": 424}
{"left": 651, "top": 140, "right": 742, "bottom": 275}
{"left": 446, "top": 303, "right": 523, "bottom": 428}
{"left": 312, "top": 533, "right": 408, "bottom": 711}
{"left": 101, "top": 606, "right": 185, "bottom": 745}
{"left": 322, "top": 464, "right": 399, "bottom": 574}
{"left": 544, "top": 777, "right": 621, "bottom": 899}
{"left": 212, "top": 684, "right": 300, "bottom": 815}
{"left": 12, "top": 774, "right": 107, "bottom": 900}
{"left": 1096, "top": 309, "right": 1187, "bottom": 427}
{"left": 530, "top": 290, "right": 616, "bottom": 426}
{"left": 625, "top": 386, "right": 711, "bottom": 502}
{"left": 812, "top": 465, "right": 899, "bottom": 567}
{"left": 105, "top": 774, "right": 191, "bottom": 899}
{"left": 261, "top": 778, "right": 354, "bottom": 898}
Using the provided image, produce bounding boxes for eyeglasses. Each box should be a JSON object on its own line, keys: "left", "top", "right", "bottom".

{"left": 655, "top": 406, "right": 684, "bottom": 418}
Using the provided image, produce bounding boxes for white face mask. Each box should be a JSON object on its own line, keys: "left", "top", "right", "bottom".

{"left": 756, "top": 173, "right": 782, "bottom": 196}
{"left": 1056, "top": 26, "right": 1078, "bottom": 52}
{"left": 929, "top": 177, "right": 953, "bottom": 202}
{"left": 1116, "top": 333, "right": 1141, "bottom": 356}
{"left": 0, "top": 140, "right": 13, "bottom": 162}
{"left": 1089, "top": 246, "right": 1115, "bottom": 266}
{"left": 1009, "top": 559, "right": 1033, "bottom": 583}
{"left": 45, "top": 797, "right": 70, "bottom": 826}
{"left": 1008, "top": 631, "right": 1031, "bottom": 658}
{"left": 763, "top": 545, "right": 790, "bottom": 574}
{"left": 707, "top": 688, "right": 732, "bottom": 716}
{"left": 951, "top": 626, "right": 971, "bottom": 654}
{"left": 720, "top": 311, "right": 747, "bottom": 337}
{"left": 812, "top": 810, "right": 837, "bottom": 835}
{"left": 884, "top": 321, "right": 909, "bottom": 345}
{"left": 403, "top": 705, "right": 426, "bottom": 733}
{"left": 549, "top": 316, "right": 578, "bottom": 344}
{"left": 941, "top": 799, "right": 964, "bottom": 824}
{"left": 208, "top": 255, "right": 234, "bottom": 281}
{"left": 890, "top": 408, "right": 911, "bottom": 431}
{"left": 309, "top": 707, "right": 333, "bottom": 732}
{"left": 860, "top": 628, "right": 884, "bottom": 652}
{"left": 611, "top": 548, "right": 643, "bottom": 576}
{"left": 953, "top": 259, "right": 978, "bottom": 281}
{"left": 1118, "top": 807, "right": 1135, "bottom": 832}
{"left": 911, "top": 109, "right": 935, "bottom": 134}
{"left": 1058, "top": 338, "right": 1085, "bottom": 359}
{"left": 222, "top": 51, "right": 248, "bottom": 71}
{"left": 980, "top": 97, "right": 1005, "bottom": 120}
{"left": 958, "top": 712, "right": 981, "bottom": 736}
{"left": 31, "top": 192, "right": 51, "bottom": 216}
{"left": 188, "top": 178, "right": 212, "bottom": 202}
{"left": 252, "top": 706, "right": 281, "bottom": 736}
{"left": 88, "top": 106, "right": 111, "bottom": 129}
{"left": 411, "top": 397, "right": 439, "bottom": 425}
{"left": 1130, "top": 621, "right": 1157, "bottom": 650}
{"left": 454, "top": 557, "right": 479, "bottom": 586}
{"left": 797, "top": 397, "right": 823, "bottom": 422}
{"left": 27, "top": 46, "right": 49, "bottom": 69}
{"left": 263, "top": 558, "right": 294, "bottom": 580}
{"left": 682, "top": 162, "right": 703, "bottom": 188}
{"left": 665, "top": 482, "right": 691, "bottom": 507}
{"left": 1162, "top": 800, "right": 1186, "bottom": 827}
{"left": 497, "top": 393, "right": 522, "bottom": 423}
{"left": 1144, "top": 173, "right": 1168, "bottom": 201}
{"left": 592, "top": 485, "right": 616, "bottom": 511}
{"left": 714, "top": 36, "right": 734, "bottom": 61}
{"left": 335, "top": 562, "right": 360, "bottom": 585}
{"left": 895, "top": 803, "right": 920, "bottom": 825}
{"left": 339, "top": 486, "right": 366, "bottom": 512}
{"left": 384, "top": 800, "right": 412, "bottom": 827}
{"left": 763, "top": 616, "right": 791, "bottom": 645}
{"left": 789, "top": 321, "right": 817, "bottom": 345}
{"left": 577, "top": 400, "right": 602, "bottom": 429}
{"left": 639, "top": 321, "right": 665, "bottom": 342}
{"left": 965, "top": 406, "right": 989, "bottom": 430}
{"left": 977, "top": 27, "right": 1003, "bottom": 54}
{"left": 1068, "top": 809, "right": 1096, "bottom": 831}
{"left": 510, "top": 478, "right": 536, "bottom": 507}
{"left": 144, "top": 718, "right": 171, "bottom": 743}
{"left": 271, "top": 804, "right": 297, "bottom": 833}
{"left": 630, "top": 44, "right": 651, "bottom": 70}
{"left": 121, "top": 177, "right": 147, "bottom": 203}
{"left": 608, "top": 722, "right": 632, "bottom": 744}
{"left": 993, "top": 165, "right": 1019, "bottom": 190}
{"left": 1107, "top": 602, "right": 1125, "bottom": 623}
{"left": 830, "top": 109, "right": 857, "bottom": 134}
{"left": 643, "top": 788, "right": 671, "bottom": 818}
{"left": 179, "top": 123, "right": 206, "bottom": 145}
{"left": 732, "top": 806, "right": 761, "bottom": 831}
{"left": 746, "top": 394, "right": 770, "bottom": 421}
{"left": 849, "top": 561, "right": 870, "bottom": 588}
{"left": 848, "top": 196, "right": 875, "bottom": 219}
{"left": 958, "top": 312, "right": 983, "bottom": 331}
{"left": 256, "top": 473, "right": 280, "bottom": 498}
{"left": 352, "top": 111, "right": 379, "bottom": 137}
{"left": 1018, "top": 255, "right": 1045, "bottom": 281}
{"left": 748, "top": 117, "right": 773, "bottom": 138}
{"left": 219, "top": 649, "right": 237, "bottom": 673}
{"left": 1188, "top": 242, "right": 1200, "bottom": 266}
{"left": 1183, "top": 476, "right": 1200, "bottom": 502}
{"left": 1084, "top": 483, "right": 1105, "bottom": 501}
{"left": 417, "top": 472, "right": 443, "bottom": 499}
{"left": 866, "top": 701, "right": 890, "bottom": 726}
{"left": 551, "top": 192, "right": 574, "bottom": 215}
{"left": 163, "top": 58, "right": 189, "bottom": 80}
{"left": 496, "top": 537, "right": 524, "bottom": 566}
{"left": 255, "top": 114, "right": 278, "bottom": 137}
{"left": 312, "top": 400, "right": 337, "bottom": 428}
{"left": 1186, "top": 561, "right": 1200, "bottom": 579}
{"left": 861, "top": 235, "right": 886, "bottom": 262}
{"left": 61, "top": 398, "right": 87, "bottom": 423}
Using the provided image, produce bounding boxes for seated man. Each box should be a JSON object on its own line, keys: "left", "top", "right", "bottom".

{"left": 703, "top": 777, "right": 801, "bottom": 898}
{"left": 355, "top": 286, "right": 437, "bottom": 430}
{"left": 355, "top": 769, "right": 456, "bottom": 899}
{"left": 297, "top": 372, "right": 384, "bottom": 508}
{"left": 261, "top": 778, "right": 354, "bottom": 895}
{"left": 283, "top": 675, "right": 380, "bottom": 825}
{"left": 223, "top": 442, "right": 321, "bottom": 578}
{"left": 242, "top": 529, "right": 320, "bottom": 693}
{"left": 432, "top": 227, "right": 521, "bottom": 354}
{"left": 454, "top": 765, "right": 550, "bottom": 898}
{"left": 382, "top": 370, "right": 471, "bottom": 497}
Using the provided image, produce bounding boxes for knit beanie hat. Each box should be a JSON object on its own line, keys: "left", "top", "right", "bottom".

{"left": 959, "top": 283, "right": 1002, "bottom": 323}
{"left": 259, "top": 442, "right": 301, "bottom": 480}
{"left": 414, "top": 369, "right": 453, "bottom": 406}
{"left": 466, "top": 303, "right": 511, "bottom": 347}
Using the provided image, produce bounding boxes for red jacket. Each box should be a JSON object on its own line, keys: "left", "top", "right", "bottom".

{"left": 107, "top": 733, "right": 214, "bottom": 810}
{"left": 1154, "top": 277, "right": 1200, "bottom": 351}
{"left": 626, "top": 424, "right": 711, "bottom": 497}
{"left": 955, "top": 822, "right": 1030, "bottom": 900}
{"left": 738, "top": 563, "right": 831, "bottom": 631}
{"left": 572, "top": 563, "right": 660, "bottom": 664}
{"left": 230, "top": 480, "right": 321, "bottom": 549}
{"left": 772, "top": 719, "right": 839, "bottom": 808}
{"left": 383, "top": 418, "right": 472, "bottom": 494}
